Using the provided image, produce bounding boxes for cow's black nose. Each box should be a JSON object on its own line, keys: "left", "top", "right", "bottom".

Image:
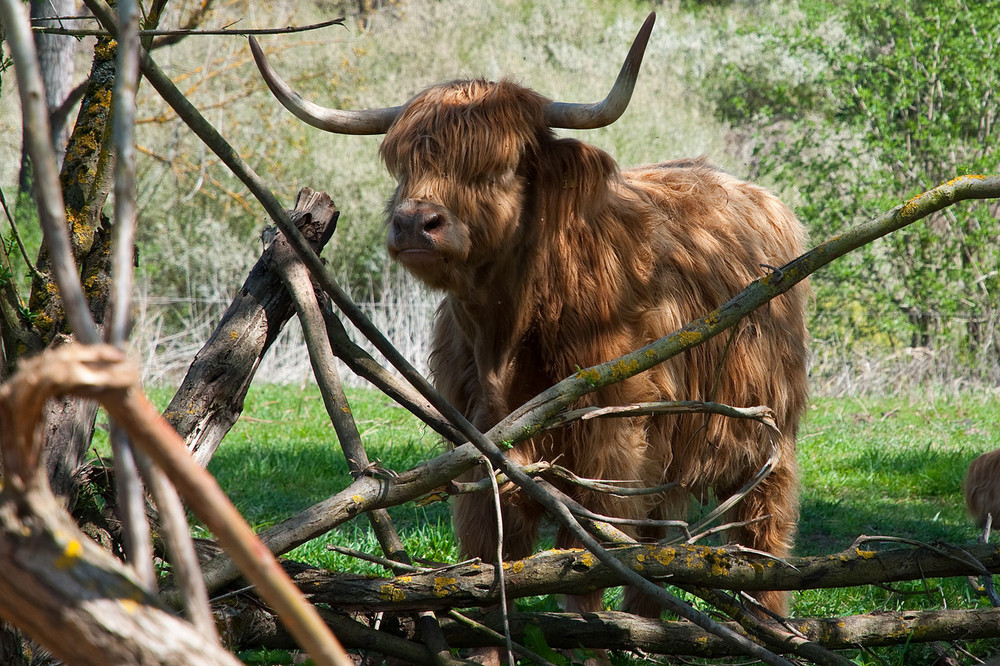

{"left": 391, "top": 208, "right": 445, "bottom": 239}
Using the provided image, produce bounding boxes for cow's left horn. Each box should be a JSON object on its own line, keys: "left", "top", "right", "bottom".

{"left": 249, "top": 36, "right": 402, "bottom": 135}
{"left": 544, "top": 12, "right": 655, "bottom": 130}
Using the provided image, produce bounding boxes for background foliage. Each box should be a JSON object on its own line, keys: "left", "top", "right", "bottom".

{"left": 700, "top": 0, "right": 999, "bottom": 389}
{"left": 0, "top": 0, "right": 997, "bottom": 391}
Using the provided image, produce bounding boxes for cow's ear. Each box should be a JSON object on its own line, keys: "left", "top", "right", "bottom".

{"left": 536, "top": 138, "right": 617, "bottom": 216}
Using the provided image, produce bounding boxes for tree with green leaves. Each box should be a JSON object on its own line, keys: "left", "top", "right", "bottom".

{"left": 706, "top": 0, "right": 999, "bottom": 379}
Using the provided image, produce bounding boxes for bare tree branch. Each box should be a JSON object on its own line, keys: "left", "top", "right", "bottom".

{"left": 0, "top": 343, "right": 353, "bottom": 666}
{"left": 269, "top": 218, "right": 460, "bottom": 666}
{"left": 32, "top": 16, "right": 347, "bottom": 38}
{"left": 492, "top": 174, "right": 1000, "bottom": 448}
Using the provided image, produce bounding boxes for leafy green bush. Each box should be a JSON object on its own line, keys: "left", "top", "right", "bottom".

{"left": 701, "top": 0, "right": 999, "bottom": 384}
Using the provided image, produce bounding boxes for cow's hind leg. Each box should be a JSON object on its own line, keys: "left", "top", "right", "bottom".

{"left": 722, "top": 458, "right": 799, "bottom": 615}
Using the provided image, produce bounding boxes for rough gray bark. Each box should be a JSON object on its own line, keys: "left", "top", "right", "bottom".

{"left": 162, "top": 187, "right": 338, "bottom": 467}
{"left": 18, "top": 0, "right": 78, "bottom": 191}
{"left": 0, "top": 485, "right": 242, "bottom": 666}
{"left": 267, "top": 541, "right": 1000, "bottom": 612}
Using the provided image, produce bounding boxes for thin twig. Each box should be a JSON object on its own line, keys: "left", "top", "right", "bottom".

{"left": 270, "top": 227, "right": 458, "bottom": 665}
{"left": 32, "top": 16, "right": 347, "bottom": 37}
{"left": 322, "top": 304, "right": 465, "bottom": 445}
{"left": 325, "top": 545, "right": 430, "bottom": 575}
{"left": 136, "top": 450, "right": 220, "bottom": 641}
{"left": 449, "top": 460, "right": 677, "bottom": 497}
{"left": 682, "top": 437, "right": 781, "bottom": 541}
{"left": 0, "top": 185, "right": 45, "bottom": 282}
{"left": 548, "top": 400, "right": 778, "bottom": 432}
{"left": 103, "top": 0, "right": 160, "bottom": 598}
{"left": 446, "top": 610, "right": 559, "bottom": 666}
{"left": 483, "top": 457, "right": 514, "bottom": 666}
{"left": 979, "top": 515, "right": 1000, "bottom": 607}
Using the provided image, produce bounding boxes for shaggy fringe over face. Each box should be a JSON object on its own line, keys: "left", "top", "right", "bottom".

{"left": 381, "top": 78, "right": 810, "bottom": 618}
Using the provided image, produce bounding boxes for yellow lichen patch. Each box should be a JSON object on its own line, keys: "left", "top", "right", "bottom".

{"left": 96, "top": 39, "right": 117, "bottom": 56}
{"left": 610, "top": 357, "right": 640, "bottom": 379}
{"left": 946, "top": 174, "right": 985, "bottom": 186}
{"left": 577, "top": 551, "right": 595, "bottom": 568}
{"left": 855, "top": 548, "right": 877, "bottom": 560}
{"left": 351, "top": 495, "right": 365, "bottom": 505}
{"left": 575, "top": 368, "right": 601, "bottom": 386}
{"left": 228, "top": 330, "right": 239, "bottom": 340}
{"left": 502, "top": 561, "right": 525, "bottom": 574}
{"left": 676, "top": 330, "right": 703, "bottom": 347}
{"left": 398, "top": 576, "right": 412, "bottom": 583}
{"left": 379, "top": 584, "right": 405, "bottom": 602}
{"left": 341, "top": 406, "right": 352, "bottom": 414}
{"left": 433, "top": 577, "right": 458, "bottom": 597}
{"left": 93, "top": 88, "right": 113, "bottom": 108}
{"left": 55, "top": 539, "right": 83, "bottom": 570}
{"left": 650, "top": 547, "right": 676, "bottom": 567}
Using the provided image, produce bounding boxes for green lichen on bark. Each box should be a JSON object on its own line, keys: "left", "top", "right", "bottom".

{"left": 27, "top": 35, "right": 118, "bottom": 342}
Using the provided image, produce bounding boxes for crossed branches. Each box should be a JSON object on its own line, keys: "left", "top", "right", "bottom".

{"left": 0, "top": 0, "right": 998, "bottom": 663}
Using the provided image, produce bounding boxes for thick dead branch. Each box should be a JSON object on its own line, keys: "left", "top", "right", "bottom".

{"left": 436, "top": 608, "right": 1000, "bottom": 656}
{"left": 272, "top": 541, "right": 1000, "bottom": 612}
{"left": 270, "top": 225, "right": 459, "bottom": 665}
{"left": 0, "top": 344, "right": 353, "bottom": 666}
{"left": 162, "top": 187, "right": 338, "bottom": 467}
{"left": 0, "top": 345, "right": 239, "bottom": 664}
{"left": 0, "top": 484, "right": 241, "bottom": 665}
{"left": 221, "top": 597, "right": 1000, "bottom": 659}
{"left": 493, "top": 174, "right": 1000, "bottom": 450}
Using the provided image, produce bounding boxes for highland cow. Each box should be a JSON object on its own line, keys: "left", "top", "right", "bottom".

{"left": 251, "top": 13, "right": 809, "bottom": 620}
{"left": 965, "top": 448, "right": 1000, "bottom": 529}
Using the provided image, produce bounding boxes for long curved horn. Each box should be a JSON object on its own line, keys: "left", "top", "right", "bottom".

{"left": 544, "top": 12, "right": 656, "bottom": 130}
{"left": 248, "top": 36, "right": 402, "bottom": 135}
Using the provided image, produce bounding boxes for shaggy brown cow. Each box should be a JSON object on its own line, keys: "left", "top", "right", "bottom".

{"left": 251, "top": 13, "right": 809, "bottom": 620}
{"left": 965, "top": 448, "right": 1000, "bottom": 528}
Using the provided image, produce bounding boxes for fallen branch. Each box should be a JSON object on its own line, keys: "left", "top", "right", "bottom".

{"left": 272, "top": 541, "right": 1000, "bottom": 612}
{"left": 224, "top": 601, "right": 1000, "bottom": 658}
{"left": 437, "top": 608, "right": 1000, "bottom": 656}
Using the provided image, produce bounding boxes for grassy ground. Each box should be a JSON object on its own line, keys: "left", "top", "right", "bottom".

{"left": 192, "top": 385, "right": 999, "bottom": 663}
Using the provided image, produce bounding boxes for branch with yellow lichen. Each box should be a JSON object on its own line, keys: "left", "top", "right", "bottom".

{"left": 276, "top": 539, "right": 1000, "bottom": 612}
{"left": 493, "top": 174, "right": 1000, "bottom": 445}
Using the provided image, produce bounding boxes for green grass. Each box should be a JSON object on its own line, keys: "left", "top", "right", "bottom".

{"left": 199, "top": 386, "right": 998, "bottom": 663}
{"left": 205, "top": 384, "right": 458, "bottom": 571}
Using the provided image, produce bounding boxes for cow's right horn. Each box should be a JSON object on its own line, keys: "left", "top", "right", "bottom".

{"left": 544, "top": 12, "right": 655, "bottom": 130}
{"left": 249, "top": 36, "right": 402, "bottom": 135}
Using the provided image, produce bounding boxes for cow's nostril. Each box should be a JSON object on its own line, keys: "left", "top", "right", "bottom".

{"left": 422, "top": 214, "right": 443, "bottom": 233}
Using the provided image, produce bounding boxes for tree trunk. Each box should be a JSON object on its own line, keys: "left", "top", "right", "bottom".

{"left": 17, "top": 0, "right": 78, "bottom": 192}
{"left": 162, "top": 188, "right": 338, "bottom": 467}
